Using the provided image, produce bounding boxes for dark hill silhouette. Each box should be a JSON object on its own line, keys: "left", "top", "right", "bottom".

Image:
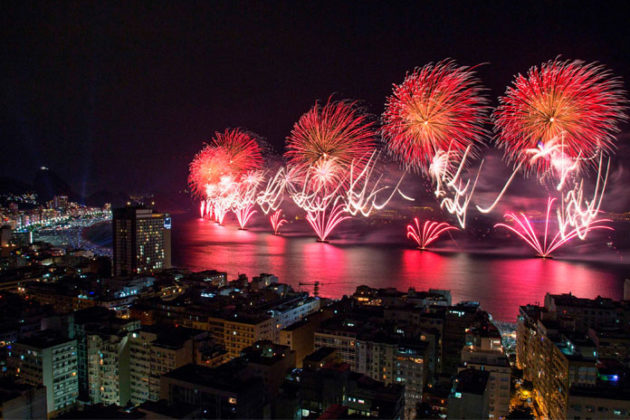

{"left": 33, "top": 167, "right": 75, "bottom": 203}
{"left": 0, "top": 177, "right": 32, "bottom": 195}
{"left": 85, "top": 190, "right": 129, "bottom": 208}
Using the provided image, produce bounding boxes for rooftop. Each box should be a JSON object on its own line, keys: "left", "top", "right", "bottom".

{"left": 547, "top": 293, "right": 622, "bottom": 310}
{"left": 16, "top": 330, "right": 75, "bottom": 349}
{"left": 454, "top": 368, "right": 489, "bottom": 395}
{"left": 162, "top": 363, "right": 263, "bottom": 394}
{"left": 304, "top": 346, "right": 336, "bottom": 363}
{"left": 241, "top": 340, "right": 292, "bottom": 366}
{"left": 141, "top": 325, "right": 204, "bottom": 349}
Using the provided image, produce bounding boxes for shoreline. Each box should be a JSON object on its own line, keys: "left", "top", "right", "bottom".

{"left": 80, "top": 219, "right": 112, "bottom": 256}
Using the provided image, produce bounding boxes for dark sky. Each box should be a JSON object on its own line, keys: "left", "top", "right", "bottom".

{"left": 1, "top": 1, "right": 629, "bottom": 197}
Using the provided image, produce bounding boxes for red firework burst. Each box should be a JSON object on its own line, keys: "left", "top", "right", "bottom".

{"left": 212, "top": 128, "right": 263, "bottom": 174}
{"left": 188, "top": 146, "right": 226, "bottom": 198}
{"left": 285, "top": 99, "right": 377, "bottom": 187}
{"left": 382, "top": 59, "right": 488, "bottom": 173}
{"left": 494, "top": 58, "right": 626, "bottom": 174}
{"left": 188, "top": 129, "right": 263, "bottom": 198}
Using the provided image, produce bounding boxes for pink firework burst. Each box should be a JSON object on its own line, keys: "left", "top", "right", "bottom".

{"left": 382, "top": 59, "right": 489, "bottom": 173}
{"left": 234, "top": 205, "right": 257, "bottom": 230}
{"left": 406, "top": 218, "right": 459, "bottom": 250}
{"left": 270, "top": 210, "right": 287, "bottom": 235}
{"left": 494, "top": 197, "right": 613, "bottom": 258}
{"left": 494, "top": 58, "right": 627, "bottom": 176}
{"left": 305, "top": 203, "right": 350, "bottom": 242}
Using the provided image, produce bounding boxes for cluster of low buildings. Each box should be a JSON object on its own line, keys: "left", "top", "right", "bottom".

{"left": 2, "top": 260, "right": 630, "bottom": 419}
{"left": 0, "top": 258, "right": 523, "bottom": 420}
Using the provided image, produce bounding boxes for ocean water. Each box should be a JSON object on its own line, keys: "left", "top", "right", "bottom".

{"left": 168, "top": 213, "right": 628, "bottom": 322}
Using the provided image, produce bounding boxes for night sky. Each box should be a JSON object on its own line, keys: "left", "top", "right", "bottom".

{"left": 2, "top": 1, "right": 629, "bottom": 197}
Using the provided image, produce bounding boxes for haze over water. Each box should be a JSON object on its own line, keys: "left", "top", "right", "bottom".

{"left": 170, "top": 213, "right": 628, "bottom": 322}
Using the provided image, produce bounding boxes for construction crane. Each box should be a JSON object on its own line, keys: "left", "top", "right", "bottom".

{"left": 298, "top": 281, "right": 351, "bottom": 297}
{"left": 298, "top": 281, "right": 321, "bottom": 297}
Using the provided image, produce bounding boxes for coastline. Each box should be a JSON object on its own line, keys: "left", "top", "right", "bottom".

{"left": 80, "top": 219, "right": 113, "bottom": 256}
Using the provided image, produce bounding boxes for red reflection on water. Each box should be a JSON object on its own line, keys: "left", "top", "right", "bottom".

{"left": 173, "top": 215, "right": 624, "bottom": 321}
{"left": 300, "top": 241, "right": 347, "bottom": 297}
{"left": 399, "top": 249, "right": 449, "bottom": 291}
{"left": 481, "top": 258, "right": 619, "bottom": 319}
{"left": 262, "top": 232, "right": 288, "bottom": 277}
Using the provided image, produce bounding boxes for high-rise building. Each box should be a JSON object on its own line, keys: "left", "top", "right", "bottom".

{"left": 278, "top": 310, "right": 331, "bottom": 368}
{"left": 0, "top": 225, "right": 11, "bottom": 247}
{"left": 447, "top": 368, "right": 490, "bottom": 419}
{"left": 543, "top": 292, "right": 629, "bottom": 331}
{"left": 160, "top": 363, "right": 267, "bottom": 418}
{"left": 112, "top": 206, "right": 172, "bottom": 276}
{"left": 52, "top": 195, "right": 68, "bottom": 209}
{"left": 0, "top": 379, "right": 47, "bottom": 419}
{"left": 295, "top": 362, "right": 405, "bottom": 419}
{"left": 129, "top": 327, "right": 200, "bottom": 405}
{"left": 517, "top": 293, "right": 630, "bottom": 419}
{"left": 314, "top": 317, "right": 430, "bottom": 418}
{"left": 240, "top": 341, "right": 296, "bottom": 400}
{"left": 84, "top": 320, "right": 140, "bottom": 406}
{"left": 9, "top": 332, "right": 79, "bottom": 417}
{"left": 208, "top": 314, "right": 277, "bottom": 358}
{"left": 517, "top": 314, "right": 598, "bottom": 419}
{"left": 459, "top": 315, "right": 511, "bottom": 419}
{"left": 72, "top": 307, "right": 121, "bottom": 401}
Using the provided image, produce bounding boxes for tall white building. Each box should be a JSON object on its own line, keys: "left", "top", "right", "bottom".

{"left": 315, "top": 318, "right": 430, "bottom": 418}
{"left": 86, "top": 331, "right": 132, "bottom": 406}
{"left": 129, "top": 328, "right": 196, "bottom": 405}
{"left": 10, "top": 332, "right": 79, "bottom": 417}
{"left": 459, "top": 322, "right": 511, "bottom": 419}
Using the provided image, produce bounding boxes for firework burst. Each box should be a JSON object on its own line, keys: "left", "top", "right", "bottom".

{"left": 494, "top": 58, "right": 626, "bottom": 176}
{"left": 494, "top": 197, "right": 612, "bottom": 258}
{"left": 285, "top": 99, "right": 377, "bottom": 188}
{"left": 406, "top": 218, "right": 459, "bottom": 250}
{"left": 188, "top": 146, "right": 226, "bottom": 198}
{"left": 382, "top": 59, "right": 488, "bottom": 173}
{"left": 188, "top": 128, "right": 263, "bottom": 197}
{"left": 286, "top": 149, "right": 408, "bottom": 242}
{"left": 305, "top": 199, "right": 350, "bottom": 242}
{"left": 212, "top": 128, "right": 264, "bottom": 175}
{"left": 270, "top": 210, "right": 287, "bottom": 235}
{"left": 257, "top": 167, "right": 294, "bottom": 214}
{"left": 231, "top": 171, "right": 263, "bottom": 230}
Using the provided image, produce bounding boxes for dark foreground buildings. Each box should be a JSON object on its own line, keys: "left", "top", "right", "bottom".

{"left": 517, "top": 292, "right": 630, "bottom": 419}
{"left": 3, "top": 242, "right": 630, "bottom": 420}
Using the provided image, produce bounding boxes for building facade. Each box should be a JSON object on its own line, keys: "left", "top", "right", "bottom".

{"left": 129, "top": 328, "right": 196, "bottom": 404}
{"left": 112, "top": 207, "right": 172, "bottom": 276}
{"left": 10, "top": 333, "right": 79, "bottom": 416}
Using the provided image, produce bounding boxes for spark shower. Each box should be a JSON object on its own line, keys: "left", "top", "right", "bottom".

{"left": 188, "top": 58, "right": 627, "bottom": 257}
